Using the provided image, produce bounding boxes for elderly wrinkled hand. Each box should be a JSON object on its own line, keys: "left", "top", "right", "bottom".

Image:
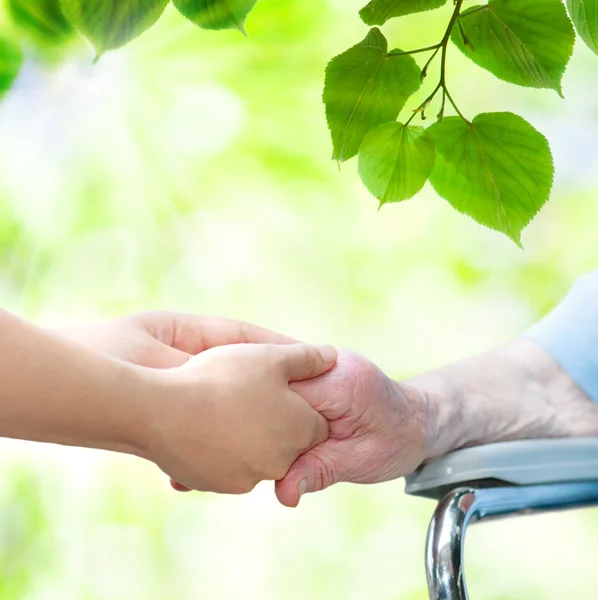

{"left": 275, "top": 349, "right": 430, "bottom": 507}
{"left": 277, "top": 320, "right": 598, "bottom": 508}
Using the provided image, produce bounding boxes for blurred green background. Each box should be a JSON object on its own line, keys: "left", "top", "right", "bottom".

{"left": 1, "top": 0, "right": 598, "bottom": 598}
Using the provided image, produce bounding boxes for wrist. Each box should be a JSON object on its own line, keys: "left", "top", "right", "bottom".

{"left": 382, "top": 378, "right": 439, "bottom": 474}
{"left": 400, "top": 371, "right": 467, "bottom": 463}
{"left": 0, "top": 313, "right": 154, "bottom": 456}
{"left": 98, "top": 362, "right": 160, "bottom": 459}
{"left": 129, "top": 367, "right": 212, "bottom": 468}
{"left": 116, "top": 366, "right": 180, "bottom": 461}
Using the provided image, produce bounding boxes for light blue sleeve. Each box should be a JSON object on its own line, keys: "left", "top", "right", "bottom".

{"left": 525, "top": 271, "right": 598, "bottom": 402}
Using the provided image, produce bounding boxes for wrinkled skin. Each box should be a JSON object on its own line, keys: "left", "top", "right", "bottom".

{"left": 275, "top": 350, "right": 430, "bottom": 507}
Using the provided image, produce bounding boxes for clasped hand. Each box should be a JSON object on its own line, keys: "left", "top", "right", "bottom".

{"left": 57, "top": 311, "right": 430, "bottom": 507}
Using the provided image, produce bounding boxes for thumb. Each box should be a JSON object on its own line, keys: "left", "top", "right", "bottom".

{"left": 275, "top": 442, "right": 342, "bottom": 508}
{"left": 278, "top": 344, "right": 337, "bottom": 382}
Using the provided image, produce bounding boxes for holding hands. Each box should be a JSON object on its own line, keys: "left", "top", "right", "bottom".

{"left": 4, "top": 288, "right": 596, "bottom": 508}
{"left": 56, "top": 311, "right": 434, "bottom": 504}
{"left": 145, "top": 342, "right": 334, "bottom": 494}
{"left": 55, "top": 311, "right": 335, "bottom": 495}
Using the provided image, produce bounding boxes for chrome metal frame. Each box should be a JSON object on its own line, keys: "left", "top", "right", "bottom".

{"left": 425, "top": 481, "right": 598, "bottom": 600}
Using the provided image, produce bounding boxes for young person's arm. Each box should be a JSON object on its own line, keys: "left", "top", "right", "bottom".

{"left": 0, "top": 309, "right": 336, "bottom": 494}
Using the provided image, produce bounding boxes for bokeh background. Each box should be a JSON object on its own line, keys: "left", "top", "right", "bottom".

{"left": 1, "top": 0, "right": 598, "bottom": 598}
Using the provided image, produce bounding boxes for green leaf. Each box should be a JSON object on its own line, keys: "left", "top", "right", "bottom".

{"left": 7, "top": 0, "right": 74, "bottom": 46}
{"left": 323, "top": 28, "right": 421, "bottom": 163}
{"left": 428, "top": 112, "right": 554, "bottom": 245}
{"left": 567, "top": 0, "right": 598, "bottom": 54}
{"left": 173, "top": 0, "right": 257, "bottom": 33}
{"left": 60, "top": 0, "right": 169, "bottom": 57}
{"left": 360, "top": 0, "right": 448, "bottom": 26}
{"left": 358, "top": 123, "right": 435, "bottom": 205}
{"left": 0, "top": 34, "right": 22, "bottom": 98}
{"left": 452, "top": 0, "right": 575, "bottom": 97}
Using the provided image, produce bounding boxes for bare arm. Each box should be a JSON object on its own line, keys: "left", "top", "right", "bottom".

{"left": 409, "top": 338, "right": 598, "bottom": 462}
{"left": 0, "top": 309, "right": 149, "bottom": 455}
{"left": 276, "top": 272, "right": 598, "bottom": 507}
{"left": 418, "top": 270, "right": 598, "bottom": 458}
{"left": 0, "top": 309, "right": 335, "bottom": 494}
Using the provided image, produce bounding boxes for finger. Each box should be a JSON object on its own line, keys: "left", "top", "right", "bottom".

{"left": 170, "top": 479, "right": 192, "bottom": 492}
{"left": 146, "top": 312, "right": 299, "bottom": 354}
{"left": 311, "top": 413, "right": 329, "bottom": 448}
{"left": 274, "top": 442, "right": 342, "bottom": 508}
{"left": 277, "top": 344, "right": 338, "bottom": 382}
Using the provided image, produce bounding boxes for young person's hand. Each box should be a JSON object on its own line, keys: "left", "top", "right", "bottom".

{"left": 145, "top": 343, "right": 336, "bottom": 494}
{"left": 1, "top": 310, "right": 336, "bottom": 497}
{"left": 55, "top": 311, "right": 297, "bottom": 368}
{"left": 275, "top": 350, "right": 429, "bottom": 507}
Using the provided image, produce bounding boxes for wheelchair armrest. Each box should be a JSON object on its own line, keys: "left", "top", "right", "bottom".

{"left": 406, "top": 439, "right": 598, "bottom": 599}
{"left": 405, "top": 438, "right": 598, "bottom": 500}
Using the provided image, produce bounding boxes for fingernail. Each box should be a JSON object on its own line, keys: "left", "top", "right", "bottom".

{"left": 298, "top": 479, "right": 308, "bottom": 499}
{"left": 316, "top": 345, "right": 337, "bottom": 365}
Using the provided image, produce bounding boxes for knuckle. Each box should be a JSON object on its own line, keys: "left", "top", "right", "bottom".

{"left": 230, "top": 478, "right": 258, "bottom": 495}
{"left": 269, "top": 463, "right": 291, "bottom": 481}
{"left": 296, "top": 426, "right": 316, "bottom": 452}
{"left": 295, "top": 413, "right": 325, "bottom": 451}
{"left": 303, "top": 346, "right": 318, "bottom": 374}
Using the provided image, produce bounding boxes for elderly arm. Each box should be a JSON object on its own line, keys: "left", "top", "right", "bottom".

{"left": 276, "top": 271, "right": 598, "bottom": 507}
{"left": 423, "top": 270, "right": 598, "bottom": 457}
{"left": 412, "top": 337, "right": 598, "bottom": 462}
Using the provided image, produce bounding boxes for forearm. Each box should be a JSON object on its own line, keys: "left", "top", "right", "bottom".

{"left": 404, "top": 338, "right": 598, "bottom": 461}
{"left": 0, "top": 310, "right": 150, "bottom": 456}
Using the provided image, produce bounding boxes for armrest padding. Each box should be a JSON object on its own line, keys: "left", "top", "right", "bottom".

{"left": 405, "top": 438, "right": 598, "bottom": 499}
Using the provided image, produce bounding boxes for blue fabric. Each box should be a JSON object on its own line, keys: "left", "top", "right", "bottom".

{"left": 526, "top": 271, "right": 598, "bottom": 402}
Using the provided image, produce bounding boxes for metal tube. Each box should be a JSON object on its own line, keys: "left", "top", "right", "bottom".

{"left": 425, "top": 481, "right": 598, "bottom": 600}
